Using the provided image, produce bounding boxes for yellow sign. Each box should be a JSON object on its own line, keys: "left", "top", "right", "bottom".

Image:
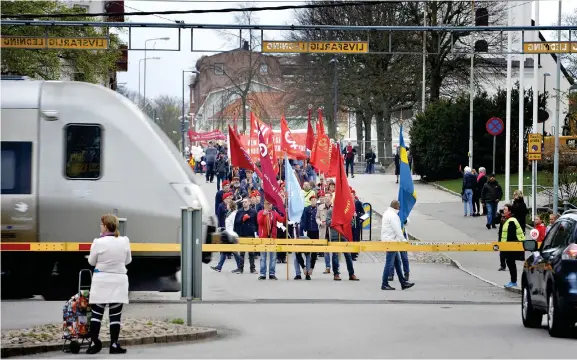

{"left": 523, "top": 41, "right": 577, "bottom": 54}
{"left": 527, "top": 133, "right": 542, "bottom": 160}
{"left": 262, "top": 41, "right": 369, "bottom": 54}
{"left": 1, "top": 36, "right": 109, "bottom": 50}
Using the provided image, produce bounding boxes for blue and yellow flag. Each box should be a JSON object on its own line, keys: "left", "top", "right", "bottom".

{"left": 398, "top": 126, "right": 416, "bottom": 229}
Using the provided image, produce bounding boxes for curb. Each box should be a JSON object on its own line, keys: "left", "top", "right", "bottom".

{"left": 1, "top": 328, "right": 217, "bottom": 358}
{"left": 425, "top": 183, "right": 522, "bottom": 295}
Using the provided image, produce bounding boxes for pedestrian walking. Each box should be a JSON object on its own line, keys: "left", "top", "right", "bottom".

{"left": 298, "top": 195, "right": 319, "bottom": 280}
{"left": 326, "top": 197, "right": 359, "bottom": 282}
{"left": 394, "top": 149, "right": 400, "bottom": 183}
{"left": 204, "top": 141, "right": 218, "bottom": 183}
{"left": 461, "top": 166, "right": 477, "bottom": 216}
{"left": 257, "top": 199, "right": 285, "bottom": 280}
{"left": 498, "top": 204, "right": 526, "bottom": 288}
{"left": 211, "top": 200, "right": 242, "bottom": 272}
{"left": 481, "top": 173, "right": 503, "bottom": 229}
{"left": 365, "top": 147, "right": 376, "bottom": 174}
{"left": 343, "top": 141, "right": 356, "bottom": 178}
{"left": 233, "top": 197, "right": 257, "bottom": 274}
{"left": 380, "top": 200, "right": 414, "bottom": 291}
{"left": 86, "top": 214, "right": 131, "bottom": 354}
{"left": 476, "top": 167, "right": 488, "bottom": 215}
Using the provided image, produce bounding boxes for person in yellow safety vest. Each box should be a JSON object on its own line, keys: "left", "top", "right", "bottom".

{"left": 498, "top": 203, "right": 526, "bottom": 289}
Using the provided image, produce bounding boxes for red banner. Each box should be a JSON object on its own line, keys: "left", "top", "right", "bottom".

{"left": 281, "top": 115, "right": 308, "bottom": 160}
{"left": 188, "top": 130, "right": 226, "bottom": 142}
{"left": 239, "top": 131, "right": 307, "bottom": 163}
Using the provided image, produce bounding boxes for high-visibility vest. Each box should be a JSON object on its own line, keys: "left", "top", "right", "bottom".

{"left": 500, "top": 217, "right": 525, "bottom": 242}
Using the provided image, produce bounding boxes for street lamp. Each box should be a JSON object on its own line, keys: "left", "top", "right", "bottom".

{"left": 143, "top": 37, "right": 169, "bottom": 106}
{"left": 139, "top": 57, "right": 160, "bottom": 103}
{"left": 182, "top": 69, "right": 200, "bottom": 157}
{"left": 330, "top": 57, "right": 339, "bottom": 130}
{"left": 542, "top": 72, "right": 551, "bottom": 136}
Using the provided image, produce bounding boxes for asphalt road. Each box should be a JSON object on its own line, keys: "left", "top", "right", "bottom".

{"left": 9, "top": 302, "right": 577, "bottom": 359}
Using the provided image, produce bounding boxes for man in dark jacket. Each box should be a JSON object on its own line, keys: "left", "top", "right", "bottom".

{"left": 204, "top": 142, "right": 219, "bottom": 183}
{"left": 461, "top": 168, "right": 477, "bottom": 217}
{"left": 365, "top": 147, "right": 377, "bottom": 174}
{"left": 481, "top": 173, "right": 503, "bottom": 229}
{"left": 343, "top": 141, "right": 357, "bottom": 178}
{"left": 298, "top": 195, "right": 319, "bottom": 280}
{"left": 215, "top": 154, "right": 229, "bottom": 191}
{"left": 215, "top": 180, "right": 230, "bottom": 215}
{"left": 233, "top": 197, "right": 258, "bottom": 274}
{"left": 216, "top": 192, "right": 232, "bottom": 229}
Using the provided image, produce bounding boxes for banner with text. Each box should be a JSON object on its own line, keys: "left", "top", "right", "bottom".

{"left": 240, "top": 130, "right": 307, "bottom": 163}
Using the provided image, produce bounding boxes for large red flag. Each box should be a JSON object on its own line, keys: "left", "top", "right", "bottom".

{"left": 258, "top": 130, "right": 286, "bottom": 215}
{"left": 281, "top": 115, "right": 307, "bottom": 160}
{"left": 331, "top": 144, "right": 354, "bottom": 241}
{"left": 228, "top": 125, "right": 262, "bottom": 178}
{"left": 306, "top": 108, "right": 315, "bottom": 152}
{"left": 327, "top": 142, "right": 339, "bottom": 178}
{"left": 311, "top": 129, "right": 330, "bottom": 174}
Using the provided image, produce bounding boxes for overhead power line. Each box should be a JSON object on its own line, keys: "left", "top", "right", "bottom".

{"left": 1, "top": 1, "right": 387, "bottom": 19}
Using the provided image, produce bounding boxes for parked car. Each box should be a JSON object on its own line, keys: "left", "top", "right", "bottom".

{"left": 521, "top": 210, "right": 577, "bottom": 337}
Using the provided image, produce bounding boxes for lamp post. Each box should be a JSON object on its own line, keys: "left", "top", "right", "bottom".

{"left": 330, "top": 57, "right": 339, "bottom": 133}
{"left": 543, "top": 72, "right": 551, "bottom": 136}
{"left": 143, "top": 37, "right": 169, "bottom": 107}
{"left": 139, "top": 57, "right": 160, "bottom": 104}
{"left": 182, "top": 69, "right": 200, "bottom": 157}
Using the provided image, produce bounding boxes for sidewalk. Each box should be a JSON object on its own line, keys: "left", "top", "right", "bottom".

{"left": 349, "top": 174, "right": 523, "bottom": 292}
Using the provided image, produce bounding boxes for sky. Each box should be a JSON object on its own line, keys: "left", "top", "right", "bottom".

{"left": 116, "top": 0, "right": 577, "bottom": 100}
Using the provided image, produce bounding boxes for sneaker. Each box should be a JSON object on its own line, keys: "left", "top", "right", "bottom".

{"left": 258, "top": 276, "right": 266, "bottom": 280}
{"left": 210, "top": 266, "right": 221, "bottom": 272}
{"left": 109, "top": 343, "right": 127, "bottom": 354}
{"left": 504, "top": 282, "right": 517, "bottom": 288}
{"left": 250, "top": 269, "right": 257, "bottom": 274}
{"left": 498, "top": 267, "right": 506, "bottom": 271}
{"left": 401, "top": 282, "right": 415, "bottom": 290}
{"left": 305, "top": 274, "right": 311, "bottom": 280}
{"left": 486, "top": 224, "right": 491, "bottom": 230}
{"left": 323, "top": 268, "right": 330, "bottom": 274}
{"left": 269, "top": 275, "right": 278, "bottom": 280}
{"left": 381, "top": 285, "right": 395, "bottom": 290}
{"left": 294, "top": 275, "right": 302, "bottom": 280}
{"left": 231, "top": 269, "right": 243, "bottom": 274}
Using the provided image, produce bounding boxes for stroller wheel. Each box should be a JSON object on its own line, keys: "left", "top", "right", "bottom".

{"left": 69, "top": 341, "right": 81, "bottom": 354}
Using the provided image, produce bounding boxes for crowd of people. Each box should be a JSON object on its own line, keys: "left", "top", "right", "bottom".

{"left": 186, "top": 140, "right": 416, "bottom": 290}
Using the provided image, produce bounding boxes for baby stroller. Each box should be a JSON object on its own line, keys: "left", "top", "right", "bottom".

{"left": 62, "top": 269, "right": 92, "bottom": 354}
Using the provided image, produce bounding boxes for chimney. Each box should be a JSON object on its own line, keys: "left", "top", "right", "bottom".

{"left": 242, "top": 40, "right": 249, "bottom": 50}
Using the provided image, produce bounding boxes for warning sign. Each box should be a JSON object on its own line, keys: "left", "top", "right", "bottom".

{"left": 1, "top": 36, "right": 109, "bottom": 50}
{"left": 527, "top": 133, "right": 542, "bottom": 161}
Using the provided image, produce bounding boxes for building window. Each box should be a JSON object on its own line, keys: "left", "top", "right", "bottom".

{"left": 214, "top": 63, "right": 224, "bottom": 75}
{"left": 260, "top": 64, "right": 268, "bottom": 75}
{"left": 1, "top": 141, "right": 32, "bottom": 195}
{"left": 65, "top": 124, "right": 102, "bottom": 179}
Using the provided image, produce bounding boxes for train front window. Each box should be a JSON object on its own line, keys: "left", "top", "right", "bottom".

{"left": 1, "top": 141, "right": 32, "bottom": 195}
{"left": 64, "top": 124, "right": 102, "bottom": 179}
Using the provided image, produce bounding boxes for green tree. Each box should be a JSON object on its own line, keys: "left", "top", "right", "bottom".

{"left": 1, "top": 1, "right": 122, "bottom": 83}
{"left": 410, "top": 85, "right": 548, "bottom": 181}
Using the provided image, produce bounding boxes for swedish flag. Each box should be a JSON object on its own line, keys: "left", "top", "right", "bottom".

{"left": 398, "top": 126, "right": 416, "bottom": 229}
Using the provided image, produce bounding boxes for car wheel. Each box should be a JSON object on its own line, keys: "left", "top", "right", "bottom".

{"left": 547, "top": 288, "right": 572, "bottom": 337}
{"left": 522, "top": 285, "right": 542, "bottom": 328}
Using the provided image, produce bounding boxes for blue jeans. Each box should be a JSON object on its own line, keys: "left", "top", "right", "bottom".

{"left": 330, "top": 238, "right": 354, "bottom": 276}
{"left": 216, "top": 176, "right": 224, "bottom": 191}
{"left": 294, "top": 253, "right": 311, "bottom": 276}
{"left": 324, "top": 252, "right": 331, "bottom": 269}
{"left": 400, "top": 251, "right": 410, "bottom": 274}
{"left": 260, "top": 252, "right": 277, "bottom": 276}
{"left": 216, "top": 252, "right": 240, "bottom": 270}
{"left": 463, "top": 189, "right": 473, "bottom": 215}
{"left": 486, "top": 201, "right": 497, "bottom": 226}
{"left": 382, "top": 252, "right": 407, "bottom": 287}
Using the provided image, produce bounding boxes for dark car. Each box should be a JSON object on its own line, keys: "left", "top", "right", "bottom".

{"left": 521, "top": 210, "right": 577, "bottom": 337}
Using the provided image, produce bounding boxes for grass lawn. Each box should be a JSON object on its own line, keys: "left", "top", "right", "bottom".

{"left": 435, "top": 171, "right": 553, "bottom": 194}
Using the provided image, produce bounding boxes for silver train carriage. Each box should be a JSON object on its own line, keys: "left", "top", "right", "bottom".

{"left": 0, "top": 78, "right": 215, "bottom": 300}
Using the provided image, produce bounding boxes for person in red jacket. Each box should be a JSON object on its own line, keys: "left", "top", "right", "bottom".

{"left": 257, "top": 199, "right": 286, "bottom": 280}
{"left": 533, "top": 215, "right": 546, "bottom": 243}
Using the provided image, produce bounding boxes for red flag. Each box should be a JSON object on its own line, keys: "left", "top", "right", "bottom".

{"left": 258, "top": 130, "right": 286, "bottom": 215}
{"left": 311, "top": 128, "right": 330, "bottom": 174}
{"left": 281, "top": 115, "right": 307, "bottom": 160}
{"left": 331, "top": 144, "right": 354, "bottom": 241}
{"left": 306, "top": 108, "right": 315, "bottom": 152}
{"left": 327, "top": 142, "right": 339, "bottom": 178}
{"left": 228, "top": 126, "right": 262, "bottom": 178}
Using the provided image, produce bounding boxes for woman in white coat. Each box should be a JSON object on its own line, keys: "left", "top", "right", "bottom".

{"left": 86, "top": 214, "right": 132, "bottom": 354}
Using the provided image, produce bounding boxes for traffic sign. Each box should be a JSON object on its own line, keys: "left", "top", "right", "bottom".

{"left": 262, "top": 41, "right": 369, "bottom": 54}
{"left": 523, "top": 41, "right": 577, "bottom": 54}
{"left": 527, "top": 133, "right": 542, "bottom": 161}
{"left": 0, "top": 36, "right": 109, "bottom": 50}
{"left": 486, "top": 117, "right": 504, "bottom": 136}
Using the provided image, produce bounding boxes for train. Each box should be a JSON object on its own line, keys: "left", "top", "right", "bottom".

{"left": 1, "top": 77, "right": 215, "bottom": 300}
